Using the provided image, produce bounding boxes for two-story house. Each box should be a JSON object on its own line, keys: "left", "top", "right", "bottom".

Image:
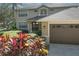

{"left": 15, "top": 3, "right": 78, "bottom": 32}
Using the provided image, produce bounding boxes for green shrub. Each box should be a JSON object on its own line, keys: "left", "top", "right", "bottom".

{"left": 10, "top": 22, "right": 17, "bottom": 30}
{"left": 32, "top": 30, "right": 42, "bottom": 36}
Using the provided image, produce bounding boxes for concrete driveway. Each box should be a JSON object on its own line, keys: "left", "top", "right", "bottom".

{"left": 48, "top": 44, "right": 79, "bottom": 56}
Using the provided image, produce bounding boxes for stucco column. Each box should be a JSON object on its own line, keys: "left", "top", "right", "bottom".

{"left": 48, "top": 22, "right": 50, "bottom": 44}
{"left": 42, "top": 22, "right": 48, "bottom": 37}
{"left": 41, "top": 22, "right": 49, "bottom": 45}
{"left": 28, "top": 22, "right": 32, "bottom": 33}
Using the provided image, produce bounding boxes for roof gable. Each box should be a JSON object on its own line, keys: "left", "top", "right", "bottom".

{"left": 37, "top": 7, "right": 79, "bottom": 22}
{"left": 50, "top": 7, "right": 79, "bottom": 19}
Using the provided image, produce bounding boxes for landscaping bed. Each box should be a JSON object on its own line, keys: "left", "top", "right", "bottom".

{"left": 0, "top": 30, "right": 48, "bottom": 56}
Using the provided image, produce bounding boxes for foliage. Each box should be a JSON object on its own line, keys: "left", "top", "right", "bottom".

{"left": 0, "top": 3, "right": 22, "bottom": 30}
{"left": 0, "top": 4, "right": 13, "bottom": 28}
{"left": 10, "top": 21, "right": 17, "bottom": 30}
{"left": 32, "top": 30, "right": 42, "bottom": 36}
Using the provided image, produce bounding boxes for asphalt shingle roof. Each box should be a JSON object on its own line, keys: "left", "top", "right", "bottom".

{"left": 38, "top": 7, "right": 79, "bottom": 21}
{"left": 28, "top": 16, "right": 47, "bottom": 21}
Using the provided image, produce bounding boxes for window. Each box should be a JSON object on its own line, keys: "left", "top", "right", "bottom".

{"left": 69, "top": 25, "right": 79, "bottom": 28}
{"left": 32, "top": 22, "right": 41, "bottom": 31}
{"left": 19, "top": 25, "right": 27, "bottom": 28}
{"left": 19, "top": 13, "right": 27, "bottom": 17}
{"left": 19, "top": 22, "right": 27, "bottom": 29}
{"left": 52, "top": 25, "right": 55, "bottom": 28}
{"left": 52, "top": 25, "right": 62, "bottom": 28}
{"left": 70, "top": 25, "right": 74, "bottom": 28}
{"left": 75, "top": 25, "right": 79, "bottom": 28}
{"left": 34, "top": 10, "right": 38, "bottom": 12}
{"left": 56, "top": 25, "right": 61, "bottom": 28}
{"left": 40, "top": 9, "right": 47, "bottom": 16}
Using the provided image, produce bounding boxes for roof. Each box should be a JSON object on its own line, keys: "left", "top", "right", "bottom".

{"left": 28, "top": 16, "right": 47, "bottom": 21}
{"left": 37, "top": 7, "right": 79, "bottom": 22}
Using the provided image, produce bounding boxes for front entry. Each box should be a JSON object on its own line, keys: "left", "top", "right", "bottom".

{"left": 32, "top": 22, "right": 42, "bottom": 36}
{"left": 50, "top": 24, "right": 79, "bottom": 44}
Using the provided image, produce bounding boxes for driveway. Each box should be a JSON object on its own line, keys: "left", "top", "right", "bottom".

{"left": 48, "top": 43, "right": 79, "bottom": 56}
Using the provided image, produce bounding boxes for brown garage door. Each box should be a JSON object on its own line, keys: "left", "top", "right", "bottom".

{"left": 50, "top": 24, "right": 79, "bottom": 44}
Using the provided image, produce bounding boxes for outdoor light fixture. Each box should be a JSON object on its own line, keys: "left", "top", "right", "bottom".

{"left": 36, "top": 22, "right": 39, "bottom": 24}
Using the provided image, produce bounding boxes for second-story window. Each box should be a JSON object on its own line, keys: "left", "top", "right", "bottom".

{"left": 19, "top": 13, "right": 27, "bottom": 17}
{"left": 40, "top": 9, "right": 47, "bottom": 16}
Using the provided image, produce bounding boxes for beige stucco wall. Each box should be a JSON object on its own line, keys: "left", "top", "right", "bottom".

{"left": 15, "top": 7, "right": 69, "bottom": 30}
{"left": 15, "top": 7, "right": 66, "bottom": 23}
{"left": 41, "top": 22, "right": 48, "bottom": 37}
{"left": 15, "top": 10, "right": 38, "bottom": 21}
{"left": 49, "top": 19, "right": 79, "bottom": 24}
{"left": 38, "top": 7, "right": 49, "bottom": 16}
{"left": 41, "top": 19, "right": 79, "bottom": 38}
{"left": 27, "top": 21, "right": 32, "bottom": 32}
{"left": 41, "top": 22, "right": 49, "bottom": 44}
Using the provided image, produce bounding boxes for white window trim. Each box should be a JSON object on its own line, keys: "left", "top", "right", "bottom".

{"left": 38, "top": 9, "right": 48, "bottom": 16}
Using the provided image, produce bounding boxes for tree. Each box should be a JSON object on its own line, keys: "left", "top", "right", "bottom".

{"left": 0, "top": 3, "right": 22, "bottom": 30}
{"left": 0, "top": 4, "right": 12, "bottom": 28}
{"left": 10, "top": 3, "right": 22, "bottom": 30}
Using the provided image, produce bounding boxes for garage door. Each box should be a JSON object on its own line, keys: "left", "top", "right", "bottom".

{"left": 50, "top": 24, "right": 79, "bottom": 44}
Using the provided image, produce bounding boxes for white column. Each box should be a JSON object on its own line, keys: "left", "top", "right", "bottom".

{"left": 28, "top": 22, "right": 32, "bottom": 33}
{"left": 48, "top": 22, "right": 50, "bottom": 44}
